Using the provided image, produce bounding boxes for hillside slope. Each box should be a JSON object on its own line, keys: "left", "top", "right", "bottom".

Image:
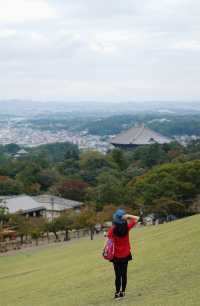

{"left": 0, "top": 215, "right": 200, "bottom": 306}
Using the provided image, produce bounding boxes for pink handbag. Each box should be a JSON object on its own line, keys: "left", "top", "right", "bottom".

{"left": 102, "top": 239, "right": 115, "bottom": 260}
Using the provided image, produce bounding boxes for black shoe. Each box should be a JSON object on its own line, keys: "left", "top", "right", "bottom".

{"left": 120, "top": 291, "right": 125, "bottom": 298}
{"left": 114, "top": 292, "right": 121, "bottom": 299}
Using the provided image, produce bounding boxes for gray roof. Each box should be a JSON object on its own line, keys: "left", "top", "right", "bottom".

{"left": 34, "top": 194, "right": 83, "bottom": 211}
{"left": 0, "top": 194, "right": 83, "bottom": 214}
{"left": 0, "top": 195, "right": 44, "bottom": 214}
{"left": 110, "top": 124, "right": 172, "bottom": 145}
{"left": 17, "top": 149, "right": 28, "bottom": 154}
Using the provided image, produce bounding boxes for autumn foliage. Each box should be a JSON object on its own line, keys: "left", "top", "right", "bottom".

{"left": 57, "top": 180, "right": 89, "bottom": 201}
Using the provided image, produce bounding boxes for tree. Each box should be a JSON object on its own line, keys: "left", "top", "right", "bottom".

{"left": 89, "top": 172, "right": 125, "bottom": 209}
{"left": 4, "top": 143, "right": 20, "bottom": 155}
{"left": 25, "top": 183, "right": 41, "bottom": 195}
{"left": 56, "top": 211, "right": 76, "bottom": 241}
{"left": 190, "top": 196, "right": 200, "bottom": 214}
{"left": 75, "top": 208, "right": 97, "bottom": 240}
{"left": 151, "top": 197, "right": 184, "bottom": 217}
{"left": 37, "top": 169, "right": 59, "bottom": 190}
{"left": 79, "top": 151, "right": 116, "bottom": 184}
{"left": 55, "top": 180, "right": 89, "bottom": 201}
{"left": 16, "top": 162, "right": 42, "bottom": 194}
{"left": 110, "top": 149, "right": 127, "bottom": 170}
{"left": 0, "top": 176, "right": 23, "bottom": 195}
{"left": 130, "top": 160, "right": 200, "bottom": 215}
{"left": 9, "top": 214, "right": 32, "bottom": 244}
{"left": 45, "top": 218, "right": 63, "bottom": 241}
{"left": 31, "top": 142, "right": 79, "bottom": 163}
{"left": 123, "top": 165, "right": 145, "bottom": 182}
{"left": 29, "top": 218, "right": 46, "bottom": 245}
{"left": 57, "top": 159, "right": 80, "bottom": 177}
{"left": 97, "top": 205, "right": 116, "bottom": 225}
{"left": 142, "top": 143, "right": 167, "bottom": 168}
{"left": 0, "top": 206, "right": 9, "bottom": 226}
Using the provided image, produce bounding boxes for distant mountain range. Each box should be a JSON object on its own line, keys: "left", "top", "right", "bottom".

{"left": 0, "top": 100, "right": 200, "bottom": 116}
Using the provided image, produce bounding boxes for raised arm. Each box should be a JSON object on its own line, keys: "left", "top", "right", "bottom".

{"left": 122, "top": 214, "right": 140, "bottom": 222}
{"left": 122, "top": 214, "right": 140, "bottom": 230}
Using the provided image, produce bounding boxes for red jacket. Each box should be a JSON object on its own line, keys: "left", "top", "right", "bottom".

{"left": 107, "top": 219, "right": 137, "bottom": 258}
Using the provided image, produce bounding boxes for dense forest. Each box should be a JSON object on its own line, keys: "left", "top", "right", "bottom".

{"left": 1, "top": 139, "right": 200, "bottom": 218}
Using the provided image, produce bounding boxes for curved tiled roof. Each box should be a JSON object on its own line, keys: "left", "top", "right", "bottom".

{"left": 110, "top": 124, "right": 172, "bottom": 145}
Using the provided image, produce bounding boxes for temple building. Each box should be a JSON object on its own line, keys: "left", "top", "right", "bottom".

{"left": 109, "top": 124, "right": 172, "bottom": 149}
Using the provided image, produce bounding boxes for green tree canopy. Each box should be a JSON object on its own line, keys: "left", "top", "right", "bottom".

{"left": 130, "top": 160, "right": 200, "bottom": 215}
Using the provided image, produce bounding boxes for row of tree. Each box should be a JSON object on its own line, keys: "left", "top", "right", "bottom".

{"left": 0, "top": 205, "right": 117, "bottom": 243}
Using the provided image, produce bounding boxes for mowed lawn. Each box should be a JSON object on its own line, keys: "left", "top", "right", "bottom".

{"left": 0, "top": 215, "right": 200, "bottom": 306}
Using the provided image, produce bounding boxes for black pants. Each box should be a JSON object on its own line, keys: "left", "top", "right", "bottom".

{"left": 113, "top": 261, "right": 128, "bottom": 293}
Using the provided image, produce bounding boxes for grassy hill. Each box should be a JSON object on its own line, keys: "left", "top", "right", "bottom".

{"left": 0, "top": 215, "right": 200, "bottom": 306}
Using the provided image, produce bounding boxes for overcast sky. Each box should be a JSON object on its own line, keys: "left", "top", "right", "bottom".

{"left": 0, "top": 0, "right": 200, "bottom": 103}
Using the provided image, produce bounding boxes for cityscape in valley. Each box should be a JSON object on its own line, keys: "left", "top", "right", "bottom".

{"left": 0, "top": 124, "right": 110, "bottom": 152}
{"left": 0, "top": 101, "right": 200, "bottom": 152}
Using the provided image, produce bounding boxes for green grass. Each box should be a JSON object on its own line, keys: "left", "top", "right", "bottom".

{"left": 1, "top": 215, "right": 200, "bottom": 306}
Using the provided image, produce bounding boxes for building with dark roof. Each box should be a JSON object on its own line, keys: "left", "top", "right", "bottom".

{"left": 14, "top": 149, "right": 28, "bottom": 159}
{"left": 109, "top": 124, "right": 172, "bottom": 149}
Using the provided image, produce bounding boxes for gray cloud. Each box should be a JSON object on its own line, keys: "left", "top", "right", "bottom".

{"left": 0, "top": 0, "right": 200, "bottom": 101}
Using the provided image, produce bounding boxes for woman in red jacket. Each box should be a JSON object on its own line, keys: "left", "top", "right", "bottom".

{"left": 107, "top": 209, "right": 139, "bottom": 299}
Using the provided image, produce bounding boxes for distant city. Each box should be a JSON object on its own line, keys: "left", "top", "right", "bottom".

{"left": 0, "top": 101, "right": 200, "bottom": 152}
{"left": 0, "top": 119, "right": 110, "bottom": 153}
